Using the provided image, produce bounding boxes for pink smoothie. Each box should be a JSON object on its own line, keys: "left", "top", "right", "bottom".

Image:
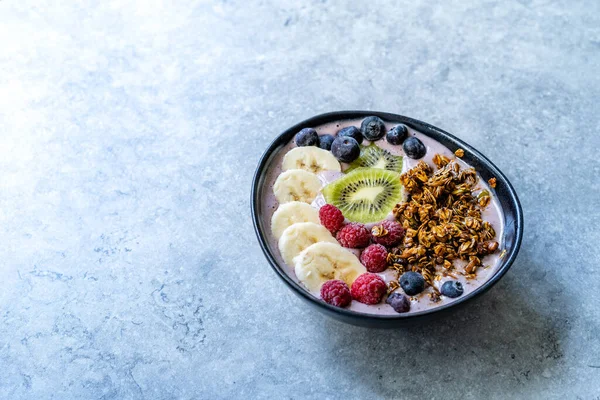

{"left": 260, "top": 118, "right": 504, "bottom": 315}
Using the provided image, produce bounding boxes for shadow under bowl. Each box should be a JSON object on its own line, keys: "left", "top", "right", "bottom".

{"left": 251, "top": 111, "right": 523, "bottom": 328}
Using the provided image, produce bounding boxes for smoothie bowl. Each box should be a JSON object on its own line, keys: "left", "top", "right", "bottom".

{"left": 252, "top": 111, "right": 523, "bottom": 327}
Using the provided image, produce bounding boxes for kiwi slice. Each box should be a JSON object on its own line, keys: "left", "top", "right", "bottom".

{"left": 322, "top": 167, "right": 403, "bottom": 223}
{"left": 345, "top": 144, "right": 403, "bottom": 174}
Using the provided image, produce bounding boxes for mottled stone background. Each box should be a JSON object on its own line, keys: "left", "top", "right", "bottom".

{"left": 0, "top": 0, "right": 599, "bottom": 399}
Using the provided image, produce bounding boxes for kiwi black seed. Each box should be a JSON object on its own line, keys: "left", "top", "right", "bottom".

{"left": 322, "top": 167, "right": 403, "bottom": 223}
{"left": 345, "top": 144, "right": 403, "bottom": 174}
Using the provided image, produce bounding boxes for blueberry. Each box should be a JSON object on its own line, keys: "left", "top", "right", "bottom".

{"left": 295, "top": 128, "right": 319, "bottom": 147}
{"left": 386, "top": 292, "right": 411, "bottom": 313}
{"left": 331, "top": 136, "right": 360, "bottom": 163}
{"left": 402, "top": 136, "right": 426, "bottom": 159}
{"left": 337, "top": 126, "right": 363, "bottom": 144}
{"left": 440, "top": 281, "right": 464, "bottom": 298}
{"left": 318, "top": 134, "right": 335, "bottom": 151}
{"left": 399, "top": 271, "right": 425, "bottom": 296}
{"left": 360, "top": 116, "right": 386, "bottom": 141}
{"left": 386, "top": 124, "right": 408, "bottom": 145}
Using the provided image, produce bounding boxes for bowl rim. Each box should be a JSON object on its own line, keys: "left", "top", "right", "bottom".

{"left": 251, "top": 110, "right": 523, "bottom": 321}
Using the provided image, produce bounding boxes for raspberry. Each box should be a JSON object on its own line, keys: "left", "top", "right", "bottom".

{"left": 360, "top": 244, "right": 389, "bottom": 273}
{"left": 351, "top": 273, "right": 387, "bottom": 304}
{"left": 319, "top": 204, "right": 345, "bottom": 233}
{"left": 320, "top": 280, "right": 352, "bottom": 307}
{"left": 336, "top": 223, "right": 371, "bottom": 248}
{"left": 371, "top": 220, "right": 405, "bottom": 247}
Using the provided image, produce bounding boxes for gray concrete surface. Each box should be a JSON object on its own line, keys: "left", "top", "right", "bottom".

{"left": 1, "top": 0, "right": 599, "bottom": 399}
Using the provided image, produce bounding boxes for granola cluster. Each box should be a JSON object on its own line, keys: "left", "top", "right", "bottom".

{"left": 388, "top": 153, "right": 499, "bottom": 300}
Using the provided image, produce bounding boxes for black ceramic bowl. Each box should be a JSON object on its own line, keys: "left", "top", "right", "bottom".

{"left": 252, "top": 111, "right": 523, "bottom": 328}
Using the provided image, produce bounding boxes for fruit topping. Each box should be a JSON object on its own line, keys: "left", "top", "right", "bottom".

{"left": 345, "top": 143, "right": 403, "bottom": 174}
{"left": 282, "top": 146, "right": 341, "bottom": 174}
{"left": 351, "top": 273, "right": 387, "bottom": 304}
{"left": 360, "top": 244, "right": 388, "bottom": 273}
{"left": 273, "top": 169, "right": 322, "bottom": 204}
{"left": 322, "top": 168, "right": 403, "bottom": 223}
{"left": 331, "top": 136, "right": 360, "bottom": 163}
{"left": 360, "top": 116, "right": 386, "bottom": 141}
{"left": 336, "top": 222, "right": 371, "bottom": 248}
{"left": 386, "top": 124, "right": 408, "bottom": 145}
{"left": 337, "top": 126, "right": 363, "bottom": 144}
{"left": 318, "top": 134, "right": 335, "bottom": 151}
{"left": 440, "top": 280, "right": 464, "bottom": 298}
{"left": 318, "top": 204, "right": 345, "bottom": 234}
{"left": 271, "top": 201, "right": 319, "bottom": 239}
{"left": 371, "top": 220, "right": 405, "bottom": 247}
{"left": 402, "top": 136, "right": 426, "bottom": 159}
{"left": 320, "top": 280, "right": 352, "bottom": 307}
{"left": 294, "top": 242, "right": 366, "bottom": 292}
{"left": 399, "top": 271, "right": 425, "bottom": 296}
{"left": 295, "top": 128, "right": 319, "bottom": 147}
{"left": 386, "top": 292, "right": 411, "bottom": 313}
{"left": 278, "top": 222, "right": 337, "bottom": 265}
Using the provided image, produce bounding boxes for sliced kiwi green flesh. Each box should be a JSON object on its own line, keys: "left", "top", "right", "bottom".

{"left": 322, "top": 167, "right": 403, "bottom": 223}
{"left": 345, "top": 144, "right": 403, "bottom": 174}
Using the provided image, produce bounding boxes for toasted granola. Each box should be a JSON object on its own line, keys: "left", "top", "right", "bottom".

{"left": 389, "top": 157, "right": 499, "bottom": 290}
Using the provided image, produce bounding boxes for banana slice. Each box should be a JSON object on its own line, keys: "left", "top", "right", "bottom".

{"left": 273, "top": 169, "right": 321, "bottom": 204}
{"left": 282, "top": 146, "right": 341, "bottom": 174}
{"left": 271, "top": 201, "right": 320, "bottom": 239}
{"left": 278, "top": 222, "right": 337, "bottom": 266}
{"left": 294, "top": 242, "right": 367, "bottom": 292}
